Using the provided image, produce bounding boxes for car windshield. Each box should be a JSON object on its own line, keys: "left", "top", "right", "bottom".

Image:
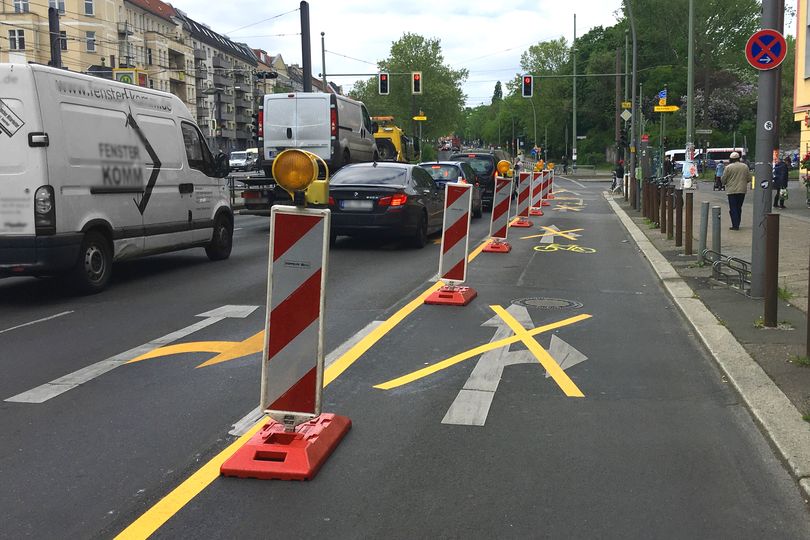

{"left": 331, "top": 166, "right": 409, "bottom": 186}
{"left": 420, "top": 164, "right": 461, "bottom": 183}
{"left": 230, "top": 152, "right": 247, "bottom": 160}
{"left": 453, "top": 155, "right": 493, "bottom": 175}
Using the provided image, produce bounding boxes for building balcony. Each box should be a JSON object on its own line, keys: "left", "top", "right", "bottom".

{"left": 235, "top": 112, "right": 251, "bottom": 124}
{"left": 117, "top": 22, "right": 133, "bottom": 35}
{"left": 218, "top": 93, "right": 234, "bottom": 104}
{"left": 195, "top": 68, "right": 207, "bottom": 79}
{"left": 220, "top": 129, "right": 236, "bottom": 139}
{"left": 219, "top": 110, "right": 235, "bottom": 121}
{"left": 194, "top": 48, "right": 206, "bottom": 61}
{"left": 213, "top": 56, "right": 232, "bottom": 69}
{"left": 213, "top": 74, "right": 232, "bottom": 87}
{"left": 236, "top": 130, "right": 252, "bottom": 140}
{"left": 235, "top": 98, "right": 251, "bottom": 109}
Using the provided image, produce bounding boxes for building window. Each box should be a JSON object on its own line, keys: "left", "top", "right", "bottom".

{"left": 147, "top": 48, "right": 152, "bottom": 65}
{"left": 59, "top": 31, "right": 67, "bottom": 51}
{"left": 9, "top": 30, "right": 25, "bottom": 50}
{"left": 48, "top": 0, "right": 65, "bottom": 13}
{"left": 84, "top": 0, "right": 94, "bottom": 15}
{"left": 86, "top": 31, "right": 96, "bottom": 52}
{"left": 13, "top": 0, "right": 29, "bottom": 12}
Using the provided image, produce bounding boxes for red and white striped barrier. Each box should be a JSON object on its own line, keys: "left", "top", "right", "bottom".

{"left": 221, "top": 206, "right": 351, "bottom": 481}
{"left": 511, "top": 171, "right": 533, "bottom": 228}
{"left": 529, "top": 170, "right": 544, "bottom": 216}
{"left": 540, "top": 171, "right": 552, "bottom": 207}
{"left": 425, "top": 182, "right": 477, "bottom": 306}
{"left": 547, "top": 169, "right": 556, "bottom": 200}
{"left": 483, "top": 176, "right": 513, "bottom": 253}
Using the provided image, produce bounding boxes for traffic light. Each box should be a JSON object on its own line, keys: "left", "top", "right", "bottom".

{"left": 521, "top": 74, "right": 533, "bottom": 98}
{"left": 411, "top": 71, "right": 422, "bottom": 95}
{"left": 378, "top": 72, "right": 389, "bottom": 95}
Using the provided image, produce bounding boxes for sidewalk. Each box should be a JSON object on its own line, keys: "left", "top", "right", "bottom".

{"left": 604, "top": 180, "right": 810, "bottom": 491}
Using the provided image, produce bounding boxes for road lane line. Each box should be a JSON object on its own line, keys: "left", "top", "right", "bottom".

{"left": 491, "top": 305, "right": 584, "bottom": 397}
{"left": 559, "top": 176, "right": 587, "bottom": 189}
{"left": 115, "top": 237, "right": 497, "bottom": 538}
{"left": 5, "top": 306, "right": 259, "bottom": 404}
{"left": 0, "top": 311, "right": 74, "bottom": 335}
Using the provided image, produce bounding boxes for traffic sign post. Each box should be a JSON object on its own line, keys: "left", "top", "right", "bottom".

{"left": 745, "top": 29, "right": 787, "bottom": 70}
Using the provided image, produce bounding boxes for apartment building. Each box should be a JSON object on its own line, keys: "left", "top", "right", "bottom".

{"left": 1, "top": 0, "right": 118, "bottom": 70}
{"left": 795, "top": 0, "right": 810, "bottom": 161}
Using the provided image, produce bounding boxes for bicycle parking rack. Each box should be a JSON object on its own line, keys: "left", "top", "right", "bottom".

{"left": 702, "top": 249, "right": 752, "bottom": 294}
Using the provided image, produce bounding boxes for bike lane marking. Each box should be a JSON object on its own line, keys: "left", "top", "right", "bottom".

{"left": 115, "top": 239, "right": 492, "bottom": 539}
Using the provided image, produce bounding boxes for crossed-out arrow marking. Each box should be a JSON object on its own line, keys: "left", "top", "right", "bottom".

{"left": 521, "top": 225, "right": 583, "bottom": 243}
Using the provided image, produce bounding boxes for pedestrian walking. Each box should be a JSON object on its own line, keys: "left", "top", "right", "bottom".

{"left": 613, "top": 160, "right": 624, "bottom": 191}
{"left": 720, "top": 151, "right": 751, "bottom": 230}
{"left": 773, "top": 157, "right": 789, "bottom": 209}
{"left": 713, "top": 160, "right": 725, "bottom": 191}
{"left": 561, "top": 155, "right": 569, "bottom": 174}
{"left": 663, "top": 155, "right": 674, "bottom": 177}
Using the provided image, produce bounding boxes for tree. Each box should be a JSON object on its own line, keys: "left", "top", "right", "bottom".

{"left": 349, "top": 33, "right": 468, "bottom": 146}
{"left": 492, "top": 81, "right": 503, "bottom": 102}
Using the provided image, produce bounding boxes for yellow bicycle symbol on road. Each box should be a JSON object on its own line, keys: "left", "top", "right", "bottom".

{"left": 534, "top": 243, "right": 596, "bottom": 254}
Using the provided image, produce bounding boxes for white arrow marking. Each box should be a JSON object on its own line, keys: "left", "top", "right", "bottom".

{"left": 545, "top": 334, "right": 588, "bottom": 378}
{"left": 540, "top": 225, "right": 581, "bottom": 244}
{"left": 5, "top": 305, "right": 260, "bottom": 404}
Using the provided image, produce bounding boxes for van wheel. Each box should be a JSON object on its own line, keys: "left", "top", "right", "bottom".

{"left": 410, "top": 212, "right": 428, "bottom": 249}
{"left": 206, "top": 214, "right": 233, "bottom": 261}
{"left": 70, "top": 231, "right": 112, "bottom": 294}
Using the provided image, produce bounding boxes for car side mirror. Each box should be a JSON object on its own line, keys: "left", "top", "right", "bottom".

{"left": 215, "top": 153, "right": 230, "bottom": 178}
{"left": 371, "top": 122, "right": 379, "bottom": 134}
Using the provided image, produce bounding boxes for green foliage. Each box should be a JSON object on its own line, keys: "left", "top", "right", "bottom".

{"left": 349, "top": 33, "right": 468, "bottom": 145}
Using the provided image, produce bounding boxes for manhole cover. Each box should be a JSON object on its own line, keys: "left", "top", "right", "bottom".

{"left": 511, "top": 297, "right": 583, "bottom": 310}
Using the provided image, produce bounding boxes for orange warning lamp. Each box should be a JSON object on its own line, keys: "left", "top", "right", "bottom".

{"left": 496, "top": 160, "right": 511, "bottom": 175}
{"left": 272, "top": 149, "right": 330, "bottom": 205}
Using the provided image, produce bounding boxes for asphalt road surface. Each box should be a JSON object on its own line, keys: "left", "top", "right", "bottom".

{"left": 2, "top": 178, "right": 809, "bottom": 539}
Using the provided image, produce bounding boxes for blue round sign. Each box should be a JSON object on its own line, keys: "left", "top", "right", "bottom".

{"left": 745, "top": 29, "right": 787, "bottom": 70}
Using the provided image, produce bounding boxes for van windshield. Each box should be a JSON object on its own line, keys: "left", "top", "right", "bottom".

{"left": 230, "top": 152, "right": 247, "bottom": 160}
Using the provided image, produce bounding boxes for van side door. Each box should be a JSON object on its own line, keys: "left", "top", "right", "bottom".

{"left": 180, "top": 122, "right": 222, "bottom": 242}
{"left": 360, "top": 105, "right": 375, "bottom": 161}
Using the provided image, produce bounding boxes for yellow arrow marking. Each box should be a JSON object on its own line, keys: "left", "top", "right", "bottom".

{"left": 520, "top": 227, "right": 583, "bottom": 241}
{"left": 491, "top": 305, "right": 584, "bottom": 397}
{"left": 127, "top": 331, "right": 265, "bottom": 368}
{"left": 374, "top": 312, "right": 591, "bottom": 390}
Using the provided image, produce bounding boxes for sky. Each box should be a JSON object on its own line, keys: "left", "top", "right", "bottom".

{"left": 167, "top": 0, "right": 624, "bottom": 107}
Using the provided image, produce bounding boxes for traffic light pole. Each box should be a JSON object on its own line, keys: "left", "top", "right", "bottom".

{"left": 572, "top": 14, "right": 577, "bottom": 172}
{"left": 628, "top": 2, "right": 638, "bottom": 209}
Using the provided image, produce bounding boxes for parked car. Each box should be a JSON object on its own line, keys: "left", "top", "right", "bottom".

{"left": 418, "top": 161, "right": 483, "bottom": 218}
{"left": 328, "top": 162, "right": 444, "bottom": 248}
{"left": 229, "top": 151, "right": 251, "bottom": 171}
{"left": 449, "top": 149, "right": 509, "bottom": 209}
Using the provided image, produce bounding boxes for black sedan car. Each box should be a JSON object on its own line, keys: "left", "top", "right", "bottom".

{"left": 418, "top": 161, "right": 483, "bottom": 219}
{"left": 328, "top": 162, "right": 445, "bottom": 248}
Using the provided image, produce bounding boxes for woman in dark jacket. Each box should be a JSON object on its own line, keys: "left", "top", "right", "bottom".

{"left": 773, "top": 157, "right": 789, "bottom": 209}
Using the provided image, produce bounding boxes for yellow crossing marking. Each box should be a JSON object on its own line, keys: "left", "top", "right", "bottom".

{"left": 374, "top": 312, "right": 592, "bottom": 390}
{"left": 490, "top": 305, "right": 584, "bottom": 397}
{"left": 554, "top": 204, "right": 584, "bottom": 212}
{"left": 520, "top": 226, "right": 583, "bottom": 241}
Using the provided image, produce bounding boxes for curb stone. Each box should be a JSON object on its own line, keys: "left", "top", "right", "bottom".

{"left": 604, "top": 192, "right": 810, "bottom": 497}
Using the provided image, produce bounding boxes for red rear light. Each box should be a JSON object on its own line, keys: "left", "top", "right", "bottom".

{"left": 258, "top": 109, "right": 263, "bottom": 138}
{"left": 468, "top": 154, "right": 476, "bottom": 158}
{"left": 379, "top": 193, "right": 407, "bottom": 207}
{"left": 328, "top": 196, "right": 336, "bottom": 206}
{"left": 242, "top": 190, "right": 260, "bottom": 199}
{"left": 330, "top": 107, "right": 337, "bottom": 137}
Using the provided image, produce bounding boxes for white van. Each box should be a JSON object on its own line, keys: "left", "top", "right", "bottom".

{"left": 0, "top": 64, "right": 233, "bottom": 293}
{"left": 262, "top": 92, "right": 378, "bottom": 176}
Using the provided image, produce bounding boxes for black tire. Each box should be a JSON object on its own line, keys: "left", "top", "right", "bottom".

{"left": 206, "top": 214, "right": 233, "bottom": 261}
{"left": 70, "top": 230, "right": 112, "bottom": 294}
{"left": 410, "top": 212, "right": 428, "bottom": 249}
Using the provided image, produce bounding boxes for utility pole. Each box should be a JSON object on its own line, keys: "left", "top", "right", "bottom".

{"left": 48, "top": 7, "right": 61, "bottom": 68}
{"left": 624, "top": 29, "right": 629, "bottom": 169}
{"left": 615, "top": 47, "right": 621, "bottom": 163}
{"left": 320, "top": 32, "right": 327, "bottom": 91}
{"left": 572, "top": 13, "right": 577, "bottom": 172}
{"left": 300, "top": 1, "right": 312, "bottom": 92}
{"left": 685, "top": 0, "right": 695, "bottom": 187}
{"left": 751, "top": 0, "right": 785, "bottom": 297}
{"left": 628, "top": 1, "right": 638, "bottom": 209}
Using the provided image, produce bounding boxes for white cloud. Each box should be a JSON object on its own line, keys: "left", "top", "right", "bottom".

{"left": 169, "top": 0, "right": 623, "bottom": 105}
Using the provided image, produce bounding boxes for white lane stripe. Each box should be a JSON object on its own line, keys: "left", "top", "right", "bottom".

{"left": 5, "top": 305, "right": 259, "bottom": 404}
{"left": 0, "top": 311, "right": 74, "bottom": 335}
{"left": 230, "top": 320, "right": 383, "bottom": 436}
{"left": 561, "top": 176, "right": 587, "bottom": 189}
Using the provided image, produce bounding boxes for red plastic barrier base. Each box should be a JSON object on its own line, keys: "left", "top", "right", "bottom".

{"left": 541, "top": 200, "right": 551, "bottom": 207}
{"left": 547, "top": 194, "right": 555, "bottom": 200}
{"left": 483, "top": 240, "right": 511, "bottom": 253}
{"left": 424, "top": 285, "right": 477, "bottom": 306}
{"left": 529, "top": 208, "right": 544, "bottom": 216}
{"left": 220, "top": 413, "right": 351, "bottom": 481}
{"left": 510, "top": 218, "right": 533, "bottom": 228}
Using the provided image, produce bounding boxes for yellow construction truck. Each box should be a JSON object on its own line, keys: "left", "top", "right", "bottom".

{"left": 371, "top": 116, "right": 415, "bottom": 162}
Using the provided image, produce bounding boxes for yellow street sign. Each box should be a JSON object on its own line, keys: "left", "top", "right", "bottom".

{"left": 413, "top": 115, "right": 427, "bottom": 121}
{"left": 654, "top": 105, "right": 680, "bottom": 113}
{"left": 658, "top": 98, "right": 667, "bottom": 106}
{"left": 621, "top": 101, "right": 632, "bottom": 109}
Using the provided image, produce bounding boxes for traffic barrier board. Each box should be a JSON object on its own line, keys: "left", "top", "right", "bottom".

{"left": 483, "top": 176, "right": 513, "bottom": 253}
{"left": 529, "top": 171, "right": 544, "bottom": 216}
{"left": 745, "top": 29, "right": 786, "bottom": 70}
{"left": 511, "top": 172, "right": 533, "bottom": 228}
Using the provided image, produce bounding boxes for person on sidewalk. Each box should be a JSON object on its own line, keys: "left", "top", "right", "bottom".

{"left": 772, "top": 157, "right": 789, "bottom": 209}
{"left": 663, "top": 155, "right": 674, "bottom": 178}
{"left": 721, "top": 151, "right": 751, "bottom": 230}
{"left": 714, "top": 160, "right": 726, "bottom": 191}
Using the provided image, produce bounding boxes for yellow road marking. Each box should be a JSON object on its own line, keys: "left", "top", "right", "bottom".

{"left": 554, "top": 205, "right": 583, "bottom": 212}
{"left": 116, "top": 236, "right": 494, "bottom": 539}
{"left": 491, "top": 305, "right": 584, "bottom": 397}
{"left": 125, "top": 331, "right": 265, "bottom": 368}
{"left": 520, "top": 227, "right": 583, "bottom": 241}
{"left": 374, "top": 313, "right": 592, "bottom": 390}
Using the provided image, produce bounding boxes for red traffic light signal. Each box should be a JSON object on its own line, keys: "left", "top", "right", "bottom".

{"left": 412, "top": 71, "right": 422, "bottom": 95}
{"left": 521, "top": 75, "right": 533, "bottom": 98}
{"left": 378, "top": 72, "right": 389, "bottom": 95}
